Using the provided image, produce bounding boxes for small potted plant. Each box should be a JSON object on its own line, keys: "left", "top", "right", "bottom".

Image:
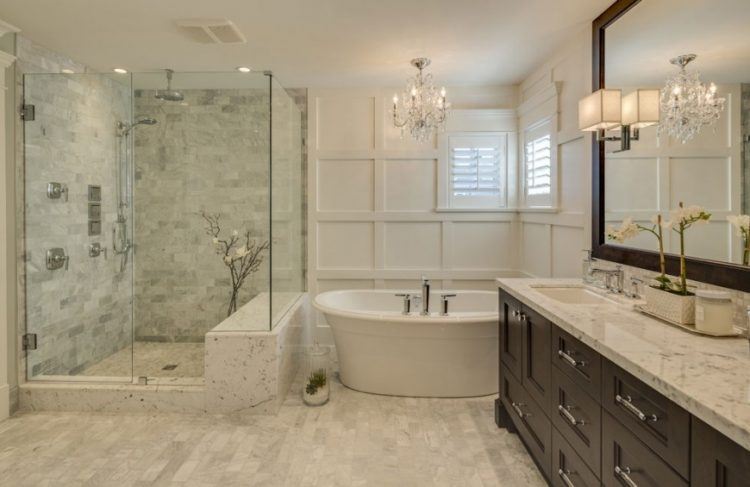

{"left": 727, "top": 214, "right": 750, "bottom": 266}
{"left": 607, "top": 202, "right": 711, "bottom": 324}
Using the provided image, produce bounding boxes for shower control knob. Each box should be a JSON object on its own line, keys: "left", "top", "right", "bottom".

{"left": 89, "top": 243, "right": 107, "bottom": 259}
{"left": 46, "top": 248, "right": 69, "bottom": 271}
{"left": 47, "top": 182, "right": 68, "bottom": 202}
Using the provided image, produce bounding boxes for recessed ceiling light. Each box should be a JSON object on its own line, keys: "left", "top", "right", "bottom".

{"left": 61, "top": 68, "right": 74, "bottom": 74}
{"left": 113, "top": 68, "right": 128, "bottom": 74}
{"left": 236, "top": 66, "right": 251, "bottom": 73}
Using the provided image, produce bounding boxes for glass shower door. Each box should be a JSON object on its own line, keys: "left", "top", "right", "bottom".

{"left": 23, "top": 72, "right": 134, "bottom": 381}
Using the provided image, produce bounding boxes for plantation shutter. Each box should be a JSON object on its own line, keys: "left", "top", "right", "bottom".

{"left": 523, "top": 118, "right": 554, "bottom": 207}
{"left": 525, "top": 134, "right": 551, "bottom": 196}
{"left": 447, "top": 134, "right": 507, "bottom": 208}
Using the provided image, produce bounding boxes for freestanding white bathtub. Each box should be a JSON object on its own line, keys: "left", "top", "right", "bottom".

{"left": 313, "top": 290, "right": 498, "bottom": 398}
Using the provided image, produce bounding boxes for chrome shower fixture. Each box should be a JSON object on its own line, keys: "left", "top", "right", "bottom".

{"left": 155, "top": 69, "right": 184, "bottom": 102}
{"left": 117, "top": 117, "right": 157, "bottom": 137}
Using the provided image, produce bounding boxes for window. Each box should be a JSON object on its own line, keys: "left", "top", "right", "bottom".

{"left": 443, "top": 133, "right": 508, "bottom": 209}
{"left": 523, "top": 118, "right": 555, "bottom": 207}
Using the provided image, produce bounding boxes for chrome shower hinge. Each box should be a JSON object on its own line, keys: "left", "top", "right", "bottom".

{"left": 20, "top": 104, "right": 35, "bottom": 121}
{"left": 22, "top": 333, "right": 37, "bottom": 351}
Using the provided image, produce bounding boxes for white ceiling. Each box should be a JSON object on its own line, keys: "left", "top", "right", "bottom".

{"left": 0, "top": 0, "right": 612, "bottom": 87}
{"left": 606, "top": 0, "right": 750, "bottom": 86}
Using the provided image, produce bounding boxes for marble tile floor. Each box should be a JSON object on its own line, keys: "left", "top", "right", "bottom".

{"left": 0, "top": 374, "right": 545, "bottom": 486}
{"left": 80, "top": 342, "right": 205, "bottom": 381}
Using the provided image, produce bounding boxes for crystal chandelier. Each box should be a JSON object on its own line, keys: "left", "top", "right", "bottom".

{"left": 392, "top": 58, "right": 450, "bottom": 142}
{"left": 659, "top": 54, "right": 725, "bottom": 144}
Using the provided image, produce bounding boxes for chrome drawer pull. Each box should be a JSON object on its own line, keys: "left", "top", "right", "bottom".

{"left": 614, "top": 465, "right": 638, "bottom": 487}
{"left": 615, "top": 394, "right": 658, "bottom": 423}
{"left": 557, "top": 404, "right": 586, "bottom": 426}
{"left": 511, "top": 401, "right": 528, "bottom": 419}
{"left": 558, "top": 349, "right": 586, "bottom": 368}
{"left": 558, "top": 468, "right": 575, "bottom": 487}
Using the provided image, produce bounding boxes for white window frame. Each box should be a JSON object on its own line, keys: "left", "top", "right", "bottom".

{"left": 522, "top": 118, "right": 554, "bottom": 208}
{"left": 437, "top": 109, "right": 517, "bottom": 212}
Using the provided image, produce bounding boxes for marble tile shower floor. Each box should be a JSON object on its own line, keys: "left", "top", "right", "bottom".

{"left": 0, "top": 374, "right": 545, "bottom": 487}
{"left": 80, "top": 342, "right": 204, "bottom": 381}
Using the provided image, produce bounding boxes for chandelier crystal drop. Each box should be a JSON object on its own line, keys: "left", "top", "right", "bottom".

{"left": 392, "top": 58, "right": 450, "bottom": 142}
{"left": 659, "top": 54, "right": 725, "bottom": 144}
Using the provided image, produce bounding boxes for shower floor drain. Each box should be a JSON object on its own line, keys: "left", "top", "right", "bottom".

{"left": 162, "top": 364, "right": 178, "bottom": 371}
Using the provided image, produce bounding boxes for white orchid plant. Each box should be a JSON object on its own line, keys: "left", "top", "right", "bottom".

{"left": 727, "top": 214, "right": 750, "bottom": 266}
{"left": 201, "top": 211, "right": 270, "bottom": 316}
{"left": 607, "top": 202, "right": 711, "bottom": 295}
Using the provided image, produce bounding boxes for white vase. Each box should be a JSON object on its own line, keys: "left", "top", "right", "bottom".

{"left": 644, "top": 286, "right": 696, "bottom": 325}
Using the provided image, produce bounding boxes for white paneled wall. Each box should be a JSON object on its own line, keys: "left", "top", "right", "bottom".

{"left": 516, "top": 29, "right": 591, "bottom": 278}
{"left": 308, "top": 87, "right": 518, "bottom": 344}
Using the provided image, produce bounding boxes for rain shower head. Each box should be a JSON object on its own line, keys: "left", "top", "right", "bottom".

{"left": 155, "top": 69, "right": 184, "bottom": 102}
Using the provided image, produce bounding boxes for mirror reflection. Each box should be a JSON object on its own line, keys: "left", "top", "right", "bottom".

{"left": 603, "top": 0, "right": 750, "bottom": 266}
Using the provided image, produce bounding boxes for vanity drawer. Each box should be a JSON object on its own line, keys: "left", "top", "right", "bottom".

{"left": 552, "top": 325, "right": 601, "bottom": 401}
{"left": 551, "top": 366, "right": 601, "bottom": 478}
{"left": 499, "top": 291, "right": 523, "bottom": 381}
{"left": 501, "top": 370, "right": 551, "bottom": 479}
{"left": 602, "top": 359, "right": 690, "bottom": 479}
{"left": 602, "top": 410, "right": 688, "bottom": 487}
{"left": 552, "top": 428, "right": 599, "bottom": 487}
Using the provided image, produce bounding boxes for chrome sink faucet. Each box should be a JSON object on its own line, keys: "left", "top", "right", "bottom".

{"left": 421, "top": 275, "right": 430, "bottom": 315}
{"left": 590, "top": 265, "right": 624, "bottom": 293}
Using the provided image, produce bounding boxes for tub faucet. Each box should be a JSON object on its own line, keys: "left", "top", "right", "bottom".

{"left": 421, "top": 276, "right": 430, "bottom": 315}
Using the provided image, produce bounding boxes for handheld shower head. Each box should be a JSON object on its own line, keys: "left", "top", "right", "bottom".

{"left": 155, "top": 69, "right": 184, "bottom": 102}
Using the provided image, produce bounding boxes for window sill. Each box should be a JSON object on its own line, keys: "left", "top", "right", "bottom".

{"left": 435, "top": 207, "right": 517, "bottom": 213}
{"left": 517, "top": 207, "right": 559, "bottom": 213}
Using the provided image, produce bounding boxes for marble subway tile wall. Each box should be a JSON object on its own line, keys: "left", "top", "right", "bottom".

{"left": 19, "top": 40, "right": 133, "bottom": 377}
{"left": 742, "top": 83, "right": 749, "bottom": 213}
{"left": 132, "top": 88, "right": 273, "bottom": 341}
{"left": 597, "top": 261, "right": 750, "bottom": 331}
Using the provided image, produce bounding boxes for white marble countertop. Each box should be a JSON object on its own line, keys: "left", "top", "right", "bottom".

{"left": 497, "top": 277, "right": 750, "bottom": 451}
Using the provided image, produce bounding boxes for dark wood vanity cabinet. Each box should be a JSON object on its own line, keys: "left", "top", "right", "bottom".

{"left": 499, "top": 292, "right": 523, "bottom": 381}
{"left": 691, "top": 417, "right": 750, "bottom": 487}
{"left": 497, "top": 288, "right": 750, "bottom": 487}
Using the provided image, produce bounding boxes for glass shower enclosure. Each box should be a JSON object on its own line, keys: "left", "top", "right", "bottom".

{"left": 21, "top": 71, "right": 303, "bottom": 383}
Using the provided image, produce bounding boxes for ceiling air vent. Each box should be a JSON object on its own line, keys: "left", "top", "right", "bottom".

{"left": 175, "top": 19, "right": 246, "bottom": 44}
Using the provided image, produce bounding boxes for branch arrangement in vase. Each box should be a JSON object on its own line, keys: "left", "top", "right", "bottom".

{"left": 201, "top": 211, "right": 270, "bottom": 316}
{"left": 607, "top": 202, "right": 711, "bottom": 295}
{"left": 727, "top": 214, "right": 750, "bottom": 266}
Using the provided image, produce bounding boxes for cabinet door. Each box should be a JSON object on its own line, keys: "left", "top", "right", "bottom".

{"left": 552, "top": 325, "right": 601, "bottom": 401}
{"left": 602, "top": 359, "right": 690, "bottom": 479}
{"left": 602, "top": 410, "right": 688, "bottom": 487}
{"left": 499, "top": 291, "right": 523, "bottom": 381}
{"left": 522, "top": 305, "right": 552, "bottom": 411}
{"left": 501, "top": 370, "right": 552, "bottom": 480}
{"left": 691, "top": 416, "right": 750, "bottom": 486}
{"left": 551, "top": 366, "right": 602, "bottom": 478}
{"left": 552, "top": 428, "right": 600, "bottom": 487}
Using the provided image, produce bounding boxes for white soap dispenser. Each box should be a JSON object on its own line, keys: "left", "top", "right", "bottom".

{"left": 582, "top": 249, "right": 596, "bottom": 284}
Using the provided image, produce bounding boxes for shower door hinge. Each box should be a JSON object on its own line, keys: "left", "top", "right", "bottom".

{"left": 22, "top": 333, "right": 38, "bottom": 351}
{"left": 20, "top": 104, "right": 35, "bottom": 121}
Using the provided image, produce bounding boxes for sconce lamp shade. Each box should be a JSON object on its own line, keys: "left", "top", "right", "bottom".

{"left": 578, "top": 89, "right": 622, "bottom": 131}
{"left": 622, "top": 89, "right": 660, "bottom": 128}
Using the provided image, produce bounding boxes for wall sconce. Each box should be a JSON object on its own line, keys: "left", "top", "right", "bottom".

{"left": 578, "top": 88, "right": 660, "bottom": 152}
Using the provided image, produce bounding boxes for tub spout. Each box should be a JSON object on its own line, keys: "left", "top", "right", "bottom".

{"left": 421, "top": 276, "right": 430, "bottom": 315}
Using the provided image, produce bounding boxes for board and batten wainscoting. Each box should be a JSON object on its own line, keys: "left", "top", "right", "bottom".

{"left": 516, "top": 28, "right": 591, "bottom": 280}
{"left": 307, "top": 87, "right": 521, "bottom": 347}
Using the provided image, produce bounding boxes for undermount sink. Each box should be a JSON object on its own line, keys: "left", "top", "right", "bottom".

{"left": 531, "top": 286, "right": 617, "bottom": 305}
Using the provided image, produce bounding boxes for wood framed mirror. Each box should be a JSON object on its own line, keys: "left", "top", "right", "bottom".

{"left": 591, "top": 0, "right": 750, "bottom": 292}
